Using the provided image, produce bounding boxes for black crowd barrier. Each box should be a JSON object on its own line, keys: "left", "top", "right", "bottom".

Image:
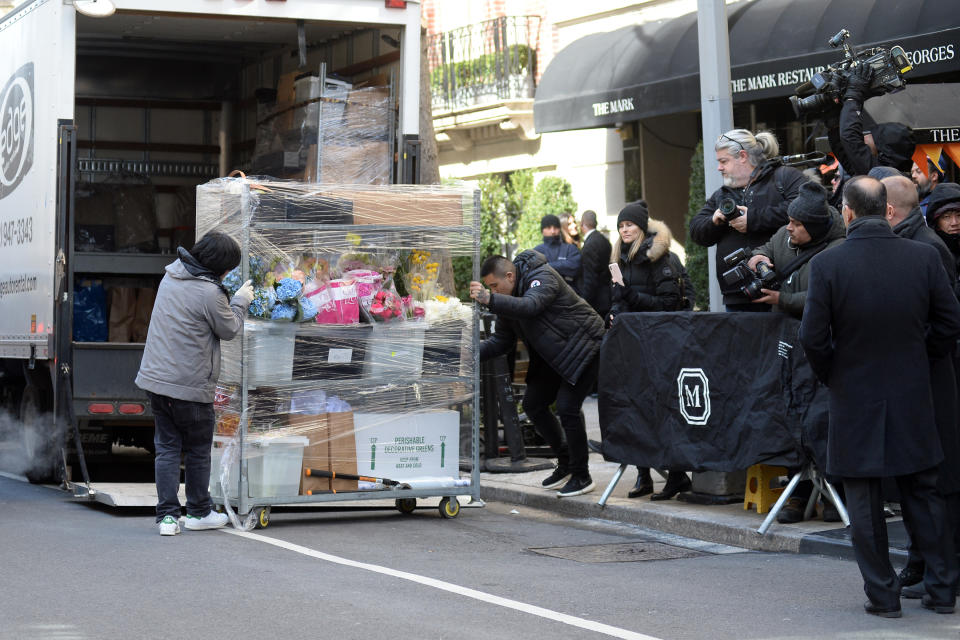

{"left": 598, "top": 312, "right": 829, "bottom": 473}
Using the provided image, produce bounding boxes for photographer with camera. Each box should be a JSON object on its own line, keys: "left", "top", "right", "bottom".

{"left": 827, "top": 63, "right": 915, "bottom": 178}
{"left": 689, "top": 129, "right": 806, "bottom": 311}
{"left": 747, "top": 182, "right": 845, "bottom": 318}
{"left": 745, "top": 182, "right": 845, "bottom": 524}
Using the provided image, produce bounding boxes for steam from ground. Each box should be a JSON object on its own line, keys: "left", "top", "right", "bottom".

{"left": 0, "top": 408, "right": 61, "bottom": 480}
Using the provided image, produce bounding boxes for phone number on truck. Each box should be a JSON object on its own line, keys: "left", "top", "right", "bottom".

{"left": 0, "top": 216, "right": 33, "bottom": 247}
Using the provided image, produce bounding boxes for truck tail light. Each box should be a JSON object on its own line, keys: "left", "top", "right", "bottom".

{"left": 88, "top": 403, "right": 115, "bottom": 414}
{"left": 118, "top": 403, "right": 145, "bottom": 415}
{"left": 385, "top": 0, "right": 407, "bottom": 8}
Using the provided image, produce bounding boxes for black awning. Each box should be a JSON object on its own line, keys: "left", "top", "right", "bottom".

{"left": 534, "top": 0, "right": 960, "bottom": 133}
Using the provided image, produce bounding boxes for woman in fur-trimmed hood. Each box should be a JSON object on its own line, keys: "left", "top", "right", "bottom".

{"left": 606, "top": 200, "right": 689, "bottom": 501}
{"left": 608, "top": 201, "right": 681, "bottom": 317}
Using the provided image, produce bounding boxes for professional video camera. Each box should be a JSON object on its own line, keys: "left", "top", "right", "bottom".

{"left": 789, "top": 28, "right": 912, "bottom": 118}
{"left": 721, "top": 248, "right": 778, "bottom": 300}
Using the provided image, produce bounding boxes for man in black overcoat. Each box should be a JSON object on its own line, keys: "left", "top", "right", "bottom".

{"left": 578, "top": 210, "right": 612, "bottom": 318}
{"left": 883, "top": 174, "right": 960, "bottom": 593}
{"left": 800, "top": 176, "right": 960, "bottom": 617}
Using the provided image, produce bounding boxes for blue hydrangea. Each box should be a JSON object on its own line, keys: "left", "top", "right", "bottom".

{"left": 248, "top": 256, "right": 268, "bottom": 284}
{"left": 222, "top": 267, "right": 243, "bottom": 296}
{"left": 298, "top": 295, "right": 318, "bottom": 321}
{"left": 270, "top": 302, "right": 297, "bottom": 321}
{"left": 223, "top": 256, "right": 270, "bottom": 295}
{"left": 275, "top": 277, "right": 303, "bottom": 302}
{"left": 248, "top": 287, "right": 276, "bottom": 319}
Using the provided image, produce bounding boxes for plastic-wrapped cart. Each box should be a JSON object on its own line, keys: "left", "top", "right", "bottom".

{"left": 197, "top": 176, "right": 480, "bottom": 526}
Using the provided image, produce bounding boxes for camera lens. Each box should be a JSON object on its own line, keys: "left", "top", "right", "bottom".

{"left": 742, "top": 280, "right": 763, "bottom": 299}
{"left": 719, "top": 197, "right": 738, "bottom": 217}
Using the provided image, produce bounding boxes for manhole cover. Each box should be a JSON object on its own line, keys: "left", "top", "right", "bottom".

{"left": 527, "top": 541, "right": 707, "bottom": 563}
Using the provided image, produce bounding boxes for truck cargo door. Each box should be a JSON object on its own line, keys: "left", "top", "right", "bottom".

{"left": 0, "top": 0, "right": 76, "bottom": 359}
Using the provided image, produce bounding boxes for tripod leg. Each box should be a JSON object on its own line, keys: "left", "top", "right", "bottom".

{"left": 598, "top": 464, "right": 628, "bottom": 508}
{"left": 804, "top": 482, "right": 820, "bottom": 521}
{"left": 758, "top": 472, "right": 803, "bottom": 535}
{"left": 821, "top": 478, "right": 850, "bottom": 526}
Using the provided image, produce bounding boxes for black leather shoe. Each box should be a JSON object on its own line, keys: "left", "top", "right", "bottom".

{"left": 628, "top": 470, "right": 653, "bottom": 498}
{"left": 921, "top": 594, "right": 955, "bottom": 614}
{"left": 863, "top": 601, "right": 902, "bottom": 618}
{"left": 650, "top": 473, "right": 692, "bottom": 501}
{"left": 898, "top": 563, "right": 924, "bottom": 588}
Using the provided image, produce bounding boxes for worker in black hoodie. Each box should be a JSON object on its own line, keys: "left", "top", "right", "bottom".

{"left": 827, "top": 64, "right": 916, "bottom": 177}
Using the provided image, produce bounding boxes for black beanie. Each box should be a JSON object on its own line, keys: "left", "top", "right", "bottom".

{"left": 788, "top": 182, "right": 832, "bottom": 241}
{"left": 540, "top": 214, "right": 561, "bottom": 231}
{"left": 926, "top": 182, "right": 960, "bottom": 226}
{"left": 617, "top": 201, "right": 649, "bottom": 233}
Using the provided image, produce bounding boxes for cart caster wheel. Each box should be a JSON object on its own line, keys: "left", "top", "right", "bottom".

{"left": 255, "top": 507, "right": 270, "bottom": 529}
{"left": 439, "top": 497, "right": 460, "bottom": 519}
{"left": 396, "top": 498, "right": 417, "bottom": 514}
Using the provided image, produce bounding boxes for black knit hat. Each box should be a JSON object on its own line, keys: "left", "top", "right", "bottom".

{"left": 540, "top": 214, "right": 561, "bottom": 231}
{"left": 788, "top": 182, "right": 832, "bottom": 241}
{"left": 926, "top": 182, "right": 960, "bottom": 226}
{"left": 617, "top": 201, "right": 649, "bottom": 233}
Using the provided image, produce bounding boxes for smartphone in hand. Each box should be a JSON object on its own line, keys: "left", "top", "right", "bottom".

{"left": 609, "top": 263, "right": 624, "bottom": 285}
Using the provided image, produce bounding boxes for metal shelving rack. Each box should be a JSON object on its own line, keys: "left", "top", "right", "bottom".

{"left": 211, "top": 180, "right": 481, "bottom": 525}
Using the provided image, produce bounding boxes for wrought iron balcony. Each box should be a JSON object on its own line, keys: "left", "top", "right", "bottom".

{"left": 428, "top": 16, "right": 541, "bottom": 113}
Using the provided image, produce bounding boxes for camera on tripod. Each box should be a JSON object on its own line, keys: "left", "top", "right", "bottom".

{"left": 721, "top": 248, "right": 779, "bottom": 300}
{"left": 789, "top": 28, "right": 912, "bottom": 118}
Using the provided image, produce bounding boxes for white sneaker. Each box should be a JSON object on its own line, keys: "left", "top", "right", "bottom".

{"left": 158, "top": 515, "right": 181, "bottom": 536}
{"left": 183, "top": 510, "right": 228, "bottom": 531}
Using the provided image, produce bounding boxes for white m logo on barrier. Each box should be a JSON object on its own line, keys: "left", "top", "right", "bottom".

{"left": 677, "top": 368, "right": 710, "bottom": 426}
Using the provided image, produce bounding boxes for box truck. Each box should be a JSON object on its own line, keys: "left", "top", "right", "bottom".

{"left": 0, "top": 0, "right": 422, "bottom": 485}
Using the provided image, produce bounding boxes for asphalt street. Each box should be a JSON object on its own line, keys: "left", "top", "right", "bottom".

{"left": 2, "top": 476, "right": 959, "bottom": 640}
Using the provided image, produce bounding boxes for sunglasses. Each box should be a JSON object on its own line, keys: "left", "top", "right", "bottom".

{"left": 719, "top": 134, "right": 746, "bottom": 154}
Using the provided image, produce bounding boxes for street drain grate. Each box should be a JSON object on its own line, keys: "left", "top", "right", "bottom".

{"left": 527, "top": 541, "right": 707, "bottom": 563}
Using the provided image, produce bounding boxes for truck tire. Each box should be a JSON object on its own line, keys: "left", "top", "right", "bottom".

{"left": 20, "top": 385, "right": 59, "bottom": 484}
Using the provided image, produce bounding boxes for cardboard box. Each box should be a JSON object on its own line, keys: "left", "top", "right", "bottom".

{"left": 353, "top": 411, "right": 459, "bottom": 480}
{"left": 292, "top": 411, "right": 358, "bottom": 494}
{"left": 342, "top": 189, "right": 466, "bottom": 227}
{"left": 320, "top": 142, "right": 390, "bottom": 185}
{"left": 291, "top": 413, "right": 331, "bottom": 494}
{"left": 328, "top": 411, "right": 358, "bottom": 492}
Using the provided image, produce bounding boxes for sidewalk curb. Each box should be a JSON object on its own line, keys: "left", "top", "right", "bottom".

{"left": 480, "top": 481, "right": 808, "bottom": 553}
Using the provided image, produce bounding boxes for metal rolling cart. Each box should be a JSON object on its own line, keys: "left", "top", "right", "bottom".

{"left": 199, "top": 176, "right": 481, "bottom": 527}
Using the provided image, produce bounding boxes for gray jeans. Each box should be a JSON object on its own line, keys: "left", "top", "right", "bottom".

{"left": 148, "top": 392, "right": 215, "bottom": 522}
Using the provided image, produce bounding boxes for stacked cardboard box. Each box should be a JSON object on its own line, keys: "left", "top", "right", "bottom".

{"left": 292, "top": 411, "right": 358, "bottom": 493}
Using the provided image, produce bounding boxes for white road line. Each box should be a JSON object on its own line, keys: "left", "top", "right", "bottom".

{"left": 223, "top": 528, "right": 663, "bottom": 640}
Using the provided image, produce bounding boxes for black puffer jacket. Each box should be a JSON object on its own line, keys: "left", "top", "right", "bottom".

{"left": 610, "top": 219, "right": 681, "bottom": 315}
{"left": 479, "top": 250, "right": 604, "bottom": 385}
{"left": 689, "top": 159, "right": 805, "bottom": 305}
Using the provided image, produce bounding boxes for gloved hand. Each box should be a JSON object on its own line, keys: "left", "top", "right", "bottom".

{"left": 234, "top": 279, "right": 254, "bottom": 306}
{"left": 611, "top": 282, "right": 625, "bottom": 302}
{"left": 843, "top": 64, "right": 872, "bottom": 103}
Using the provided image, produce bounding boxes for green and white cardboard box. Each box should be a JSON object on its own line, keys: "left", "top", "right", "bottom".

{"left": 353, "top": 411, "right": 459, "bottom": 480}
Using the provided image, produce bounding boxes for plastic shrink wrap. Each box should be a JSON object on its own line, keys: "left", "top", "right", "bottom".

{"left": 251, "top": 74, "right": 391, "bottom": 186}
{"left": 197, "top": 177, "right": 478, "bottom": 520}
